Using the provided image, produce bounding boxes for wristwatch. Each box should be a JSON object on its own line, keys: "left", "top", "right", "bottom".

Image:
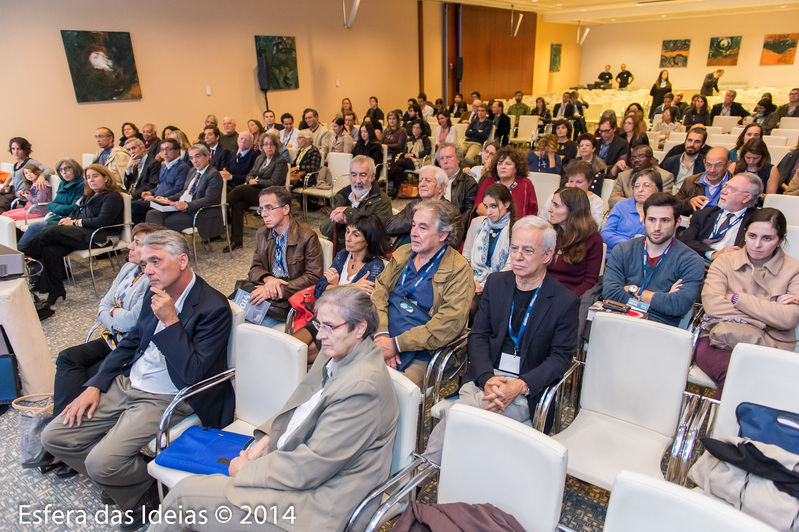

{"left": 627, "top": 285, "right": 640, "bottom": 298}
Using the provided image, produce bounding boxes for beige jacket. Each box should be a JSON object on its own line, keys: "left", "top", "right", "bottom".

{"left": 703, "top": 247, "right": 799, "bottom": 349}
{"left": 93, "top": 146, "right": 130, "bottom": 188}
{"left": 372, "top": 244, "right": 474, "bottom": 353}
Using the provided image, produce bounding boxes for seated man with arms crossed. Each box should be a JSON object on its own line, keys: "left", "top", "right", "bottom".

{"left": 423, "top": 215, "right": 579, "bottom": 464}
{"left": 371, "top": 199, "right": 475, "bottom": 389}
{"left": 603, "top": 193, "right": 705, "bottom": 327}
{"left": 41, "top": 230, "right": 234, "bottom": 531}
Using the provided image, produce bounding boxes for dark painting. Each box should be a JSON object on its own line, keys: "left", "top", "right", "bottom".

{"left": 254, "top": 36, "right": 299, "bottom": 90}
{"left": 61, "top": 30, "right": 142, "bottom": 103}
{"left": 660, "top": 39, "right": 690, "bottom": 68}
{"left": 707, "top": 36, "right": 742, "bottom": 66}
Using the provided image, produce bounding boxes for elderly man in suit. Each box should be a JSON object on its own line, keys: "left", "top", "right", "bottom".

{"left": 150, "top": 286, "right": 399, "bottom": 532}
{"left": 423, "top": 215, "right": 579, "bottom": 464}
{"left": 145, "top": 143, "right": 225, "bottom": 240}
{"left": 123, "top": 137, "right": 161, "bottom": 199}
{"left": 41, "top": 230, "right": 233, "bottom": 531}
{"left": 92, "top": 126, "right": 130, "bottom": 188}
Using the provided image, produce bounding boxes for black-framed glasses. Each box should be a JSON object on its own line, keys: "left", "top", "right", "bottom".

{"left": 256, "top": 204, "right": 286, "bottom": 215}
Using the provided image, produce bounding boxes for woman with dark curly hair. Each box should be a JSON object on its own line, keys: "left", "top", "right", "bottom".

{"left": 1, "top": 137, "right": 52, "bottom": 213}
{"left": 683, "top": 94, "right": 711, "bottom": 127}
{"left": 473, "top": 145, "right": 537, "bottom": 218}
{"left": 118, "top": 122, "right": 143, "bottom": 147}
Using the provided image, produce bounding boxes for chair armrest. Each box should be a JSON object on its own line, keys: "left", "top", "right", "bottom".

{"left": 301, "top": 171, "right": 320, "bottom": 189}
{"left": 155, "top": 368, "right": 235, "bottom": 453}
{"left": 285, "top": 308, "right": 297, "bottom": 335}
{"left": 532, "top": 359, "right": 582, "bottom": 432}
{"left": 10, "top": 198, "right": 23, "bottom": 210}
{"left": 689, "top": 305, "right": 706, "bottom": 348}
{"left": 332, "top": 172, "right": 349, "bottom": 192}
{"left": 665, "top": 391, "right": 701, "bottom": 483}
{"left": 190, "top": 201, "right": 227, "bottom": 228}
{"left": 24, "top": 203, "right": 49, "bottom": 224}
{"left": 88, "top": 222, "right": 128, "bottom": 250}
{"left": 430, "top": 332, "right": 470, "bottom": 406}
{"left": 85, "top": 322, "right": 107, "bottom": 344}
{"left": 672, "top": 395, "right": 719, "bottom": 486}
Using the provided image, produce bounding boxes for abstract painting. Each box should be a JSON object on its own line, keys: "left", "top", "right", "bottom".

{"left": 761, "top": 34, "right": 799, "bottom": 65}
{"left": 660, "top": 39, "right": 690, "bottom": 68}
{"left": 550, "top": 44, "right": 562, "bottom": 73}
{"left": 60, "top": 30, "right": 141, "bottom": 103}
{"left": 707, "top": 36, "right": 742, "bottom": 66}
{"left": 254, "top": 36, "right": 299, "bottom": 90}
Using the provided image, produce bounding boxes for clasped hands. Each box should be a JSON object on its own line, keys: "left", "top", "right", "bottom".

{"left": 250, "top": 277, "right": 289, "bottom": 304}
{"left": 481, "top": 376, "right": 527, "bottom": 414}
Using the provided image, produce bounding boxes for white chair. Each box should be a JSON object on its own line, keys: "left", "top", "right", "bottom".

{"left": 147, "top": 323, "right": 307, "bottom": 494}
{"left": 527, "top": 172, "right": 560, "bottom": 209}
{"left": 705, "top": 126, "right": 723, "bottom": 135}
{"left": 600, "top": 177, "right": 615, "bottom": 213}
{"left": 782, "top": 225, "right": 799, "bottom": 263}
{"left": 646, "top": 131, "right": 661, "bottom": 147}
{"left": 604, "top": 470, "right": 777, "bottom": 532}
{"left": 780, "top": 117, "right": 799, "bottom": 130}
{"left": 662, "top": 140, "right": 681, "bottom": 155}
{"left": 357, "top": 404, "right": 567, "bottom": 532}
{"left": 453, "top": 123, "right": 468, "bottom": 142}
{"left": 302, "top": 153, "right": 351, "bottom": 219}
{"left": 509, "top": 115, "right": 539, "bottom": 146}
{"left": 669, "top": 131, "right": 687, "bottom": 143}
{"left": 180, "top": 184, "right": 232, "bottom": 266}
{"left": 712, "top": 116, "right": 740, "bottom": 134}
{"left": 652, "top": 150, "right": 666, "bottom": 164}
{"left": 549, "top": 312, "right": 694, "bottom": 490}
{"left": 730, "top": 126, "right": 745, "bottom": 138}
{"left": 770, "top": 129, "right": 799, "bottom": 149}
{"left": 764, "top": 194, "right": 799, "bottom": 226}
{"left": 769, "top": 145, "right": 790, "bottom": 165}
{"left": 0, "top": 162, "right": 12, "bottom": 174}
{"left": 0, "top": 215, "right": 16, "bottom": 248}
{"left": 319, "top": 237, "right": 334, "bottom": 270}
{"left": 65, "top": 193, "right": 132, "bottom": 297}
{"left": 763, "top": 135, "right": 787, "bottom": 147}
{"left": 82, "top": 153, "right": 94, "bottom": 169}
{"left": 707, "top": 134, "right": 735, "bottom": 147}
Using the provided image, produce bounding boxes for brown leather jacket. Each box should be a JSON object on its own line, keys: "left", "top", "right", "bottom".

{"left": 248, "top": 218, "right": 324, "bottom": 305}
{"left": 675, "top": 172, "right": 729, "bottom": 216}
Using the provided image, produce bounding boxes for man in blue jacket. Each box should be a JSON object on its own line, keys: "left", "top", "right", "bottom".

{"left": 131, "top": 138, "right": 190, "bottom": 223}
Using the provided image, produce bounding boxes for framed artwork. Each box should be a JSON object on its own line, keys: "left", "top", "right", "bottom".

{"left": 550, "top": 44, "right": 562, "bottom": 73}
{"left": 707, "top": 36, "right": 742, "bottom": 66}
{"left": 660, "top": 39, "right": 690, "bottom": 68}
{"left": 60, "top": 30, "right": 142, "bottom": 103}
{"left": 254, "top": 36, "right": 299, "bottom": 90}
{"left": 761, "top": 34, "right": 799, "bottom": 65}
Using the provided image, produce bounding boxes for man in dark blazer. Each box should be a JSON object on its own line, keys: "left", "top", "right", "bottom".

{"left": 710, "top": 90, "right": 751, "bottom": 123}
{"left": 203, "top": 125, "right": 229, "bottom": 170}
{"left": 423, "top": 216, "right": 579, "bottom": 464}
{"left": 597, "top": 116, "right": 628, "bottom": 166}
{"left": 41, "top": 229, "right": 233, "bottom": 520}
{"left": 678, "top": 173, "right": 761, "bottom": 261}
{"left": 131, "top": 137, "right": 190, "bottom": 223}
{"left": 552, "top": 91, "right": 575, "bottom": 122}
{"left": 570, "top": 90, "right": 589, "bottom": 139}
{"left": 146, "top": 144, "right": 224, "bottom": 239}
{"left": 218, "top": 131, "right": 258, "bottom": 188}
{"left": 123, "top": 137, "right": 161, "bottom": 199}
{"left": 491, "top": 100, "right": 512, "bottom": 146}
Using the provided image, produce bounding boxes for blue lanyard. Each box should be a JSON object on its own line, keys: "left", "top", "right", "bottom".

{"left": 640, "top": 239, "right": 674, "bottom": 295}
{"left": 709, "top": 211, "right": 745, "bottom": 241}
{"left": 398, "top": 245, "right": 447, "bottom": 299}
{"left": 508, "top": 284, "right": 542, "bottom": 354}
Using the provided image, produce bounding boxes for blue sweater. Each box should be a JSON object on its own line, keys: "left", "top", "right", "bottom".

{"left": 601, "top": 198, "right": 644, "bottom": 256}
{"left": 603, "top": 236, "right": 705, "bottom": 326}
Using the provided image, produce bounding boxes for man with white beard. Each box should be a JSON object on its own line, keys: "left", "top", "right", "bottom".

{"left": 320, "top": 155, "right": 393, "bottom": 251}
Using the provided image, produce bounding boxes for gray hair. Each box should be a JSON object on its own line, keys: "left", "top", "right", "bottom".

{"left": 413, "top": 198, "right": 462, "bottom": 247}
{"left": 55, "top": 157, "right": 84, "bottom": 180}
{"left": 297, "top": 129, "right": 313, "bottom": 140}
{"left": 189, "top": 143, "right": 210, "bottom": 156}
{"left": 437, "top": 142, "right": 462, "bottom": 163}
{"left": 261, "top": 132, "right": 282, "bottom": 151}
{"left": 316, "top": 285, "right": 378, "bottom": 338}
{"left": 419, "top": 165, "right": 448, "bottom": 188}
{"left": 351, "top": 155, "right": 376, "bottom": 177}
{"left": 205, "top": 114, "right": 218, "bottom": 123}
{"left": 737, "top": 172, "right": 764, "bottom": 207}
{"left": 142, "top": 230, "right": 191, "bottom": 260}
{"left": 124, "top": 137, "right": 144, "bottom": 149}
{"left": 512, "top": 215, "right": 557, "bottom": 255}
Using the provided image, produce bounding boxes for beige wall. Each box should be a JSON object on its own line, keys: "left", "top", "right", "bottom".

{"left": 422, "top": 1, "right": 445, "bottom": 103}
{"left": 0, "top": 0, "right": 420, "bottom": 167}
{"left": 532, "top": 16, "right": 583, "bottom": 97}
{"left": 578, "top": 12, "right": 799, "bottom": 93}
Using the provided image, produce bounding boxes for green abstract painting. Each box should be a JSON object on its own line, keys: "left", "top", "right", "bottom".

{"left": 254, "top": 36, "right": 299, "bottom": 90}
{"left": 550, "top": 44, "right": 562, "bottom": 73}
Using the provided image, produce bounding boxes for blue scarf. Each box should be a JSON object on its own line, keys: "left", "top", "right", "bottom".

{"left": 471, "top": 213, "right": 511, "bottom": 285}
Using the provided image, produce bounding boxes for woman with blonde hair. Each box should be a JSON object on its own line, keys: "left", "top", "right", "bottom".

{"left": 527, "top": 133, "right": 562, "bottom": 175}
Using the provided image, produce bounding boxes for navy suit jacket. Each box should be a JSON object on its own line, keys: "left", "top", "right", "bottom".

{"left": 710, "top": 102, "right": 750, "bottom": 121}
{"left": 494, "top": 113, "right": 511, "bottom": 145}
{"left": 151, "top": 160, "right": 190, "bottom": 198}
{"left": 208, "top": 145, "right": 229, "bottom": 171}
{"left": 464, "top": 271, "right": 579, "bottom": 414}
{"left": 220, "top": 149, "right": 258, "bottom": 186}
{"left": 678, "top": 206, "right": 756, "bottom": 257}
{"left": 167, "top": 166, "right": 224, "bottom": 238}
{"left": 86, "top": 275, "right": 234, "bottom": 428}
{"left": 128, "top": 155, "right": 162, "bottom": 198}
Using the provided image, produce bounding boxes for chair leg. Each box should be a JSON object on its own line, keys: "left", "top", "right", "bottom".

{"left": 191, "top": 230, "right": 199, "bottom": 267}
{"left": 302, "top": 194, "right": 308, "bottom": 220}
{"left": 88, "top": 254, "right": 98, "bottom": 298}
{"left": 223, "top": 223, "right": 232, "bottom": 261}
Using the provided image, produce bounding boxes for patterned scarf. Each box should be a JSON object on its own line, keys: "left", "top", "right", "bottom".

{"left": 471, "top": 213, "right": 511, "bottom": 284}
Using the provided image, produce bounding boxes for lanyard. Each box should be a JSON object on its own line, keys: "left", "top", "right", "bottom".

{"left": 508, "top": 284, "right": 542, "bottom": 355}
{"left": 640, "top": 239, "right": 674, "bottom": 295}
{"left": 709, "top": 211, "right": 745, "bottom": 241}
{"left": 399, "top": 245, "right": 447, "bottom": 299}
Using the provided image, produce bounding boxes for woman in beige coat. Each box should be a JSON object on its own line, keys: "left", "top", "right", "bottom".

{"left": 696, "top": 207, "right": 799, "bottom": 398}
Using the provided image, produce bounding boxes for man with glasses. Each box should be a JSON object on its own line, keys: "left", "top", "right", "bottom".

{"left": 131, "top": 138, "right": 190, "bottom": 223}
{"left": 92, "top": 126, "right": 130, "bottom": 188}
{"left": 371, "top": 199, "right": 474, "bottom": 390}
{"left": 679, "top": 173, "right": 762, "bottom": 262}
{"left": 422, "top": 215, "right": 579, "bottom": 464}
{"left": 245, "top": 185, "right": 323, "bottom": 327}
{"left": 674, "top": 146, "right": 731, "bottom": 216}
{"left": 604, "top": 193, "right": 704, "bottom": 327}
{"left": 765, "top": 87, "right": 799, "bottom": 133}
{"left": 609, "top": 145, "right": 675, "bottom": 209}
{"left": 596, "top": 116, "right": 628, "bottom": 166}
{"left": 661, "top": 127, "right": 708, "bottom": 192}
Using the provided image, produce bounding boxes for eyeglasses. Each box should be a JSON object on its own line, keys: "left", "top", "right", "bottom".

{"left": 311, "top": 318, "right": 348, "bottom": 334}
{"left": 630, "top": 155, "right": 650, "bottom": 161}
{"left": 256, "top": 204, "right": 285, "bottom": 215}
{"left": 161, "top": 147, "right": 176, "bottom": 152}
{"left": 634, "top": 182, "right": 654, "bottom": 189}
{"left": 598, "top": 129, "right": 613, "bottom": 134}
{"left": 510, "top": 245, "right": 540, "bottom": 257}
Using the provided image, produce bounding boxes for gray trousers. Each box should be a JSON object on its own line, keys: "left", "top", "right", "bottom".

{"left": 149, "top": 474, "right": 282, "bottom": 532}
{"left": 423, "top": 374, "right": 530, "bottom": 465}
{"left": 41, "top": 375, "right": 192, "bottom": 510}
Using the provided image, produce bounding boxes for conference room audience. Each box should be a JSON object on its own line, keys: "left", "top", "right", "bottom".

{"left": 527, "top": 134, "right": 562, "bottom": 175}
{"left": 695, "top": 208, "right": 799, "bottom": 398}
{"left": 601, "top": 168, "right": 662, "bottom": 255}
{"left": 474, "top": 145, "right": 538, "bottom": 218}
{"left": 730, "top": 138, "right": 779, "bottom": 194}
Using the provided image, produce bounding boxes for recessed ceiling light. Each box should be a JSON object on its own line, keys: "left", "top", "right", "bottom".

{"left": 781, "top": 5, "right": 787, "bottom": 7}
{"left": 611, "top": 18, "right": 616, "bottom": 21}
{"left": 661, "top": 14, "right": 667, "bottom": 17}
{"left": 556, "top": 3, "right": 563, "bottom": 5}
{"left": 581, "top": 8, "right": 586, "bottom": 11}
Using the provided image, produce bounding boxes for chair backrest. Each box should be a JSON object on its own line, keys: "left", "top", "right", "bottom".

{"left": 704, "top": 126, "right": 723, "bottom": 135}
{"left": 707, "top": 134, "right": 735, "bottom": 147}
{"left": 453, "top": 123, "right": 469, "bottom": 142}
{"left": 768, "top": 145, "right": 790, "bottom": 165}
{"left": 328, "top": 152, "right": 353, "bottom": 185}
{"left": 600, "top": 175, "right": 615, "bottom": 212}
{"left": 770, "top": 129, "right": 799, "bottom": 148}
{"left": 662, "top": 140, "right": 681, "bottom": 155}
{"left": 439, "top": 404, "right": 567, "bottom": 532}
{"left": 387, "top": 368, "right": 422, "bottom": 475}
{"left": 582, "top": 313, "right": 693, "bottom": 437}
{"left": 49, "top": 173, "right": 61, "bottom": 193}
{"left": 669, "top": 131, "right": 687, "bottom": 143}
{"left": 527, "top": 172, "right": 560, "bottom": 208}
{"left": 712, "top": 116, "right": 739, "bottom": 134}
{"left": 320, "top": 237, "right": 334, "bottom": 270}
{"left": 764, "top": 194, "right": 799, "bottom": 227}
{"left": 652, "top": 150, "right": 666, "bottom": 163}
{"left": 783, "top": 225, "right": 799, "bottom": 262}
{"left": 515, "top": 115, "right": 539, "bottom": 141}
{"left": 227, "top": 300, "right": 245, "bottom": 367}
{"left": 82, "top": 153, "right": 94, "bottom": 169}
{"left": 380, "top": 145, "right": 389, "bottom": 180}
{"left": 730, "top": 126, "right": 745, "bottom": 138}
{"left": 604, "top": 470, "right": 777, "bottom": 532}
{"left": 651, "top": 115, "right": 663, "bottom": 129}
{"left": 220, "top": 182, "right": 228, "bottom": 225}
{"left": 712, "top": 343, "right": 799, "bottom": 439}
{"left": 287, "top": 148, "right": 299, "bottom": 165}
{"left": 0, "top": 215, "right": 16, "bottom": 248}
{"left": 507, "top": 114, "right": 515, "bottom": 134}
{"left": 120, "top": 193, "right": 132, "bottom": 243}
{"left": 0, "top": 162, "right": 13, "bottom": 174}
{"left": 485, "top": 124, "right": 496, "bottom": 144}
{"left": 763, "top": 135, "right": 787, "bottom": 147}
{"left": 780, "top": 117, "right": 799, "bottom": 130}
{"left": 233, "top": 323, "right": 307, "bottom": 427}
{"left": 646, "top": 131, "right": 660, "bottom": 147}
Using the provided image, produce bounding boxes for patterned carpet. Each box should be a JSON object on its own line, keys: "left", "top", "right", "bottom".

{"left": 0, "top": 197, "right": 617, "bottom": 531}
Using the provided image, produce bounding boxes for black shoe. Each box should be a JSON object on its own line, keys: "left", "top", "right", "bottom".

{"left": 100, "top": 490, "right": 116, "bottom": 506}
{"left": 22, "top": 449, "right": 56, "bottom": 469}
{"left": 120, "top": 483, "right": 159, "bottom": 531}
{"left": 222, "top": 242, "right": 242, "bottom": 253}
{"left": 46, "top": 290, "right": 66, "bottom": 306}
{"left": 53, "top": 464, "right": 78, "bottom": 478}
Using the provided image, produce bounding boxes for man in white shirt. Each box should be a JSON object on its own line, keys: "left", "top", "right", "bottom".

{"left": 41, "top": 230, "right": 233, "bottom": 529}
{"left": 279, "top": 113, "right": 298, "bottom": 149}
